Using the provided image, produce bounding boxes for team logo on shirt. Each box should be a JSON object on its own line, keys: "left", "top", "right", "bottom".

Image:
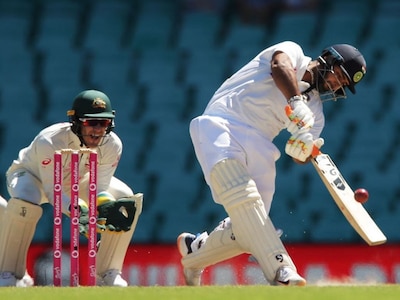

{"left": 42, "top": 158, "right": 51, "bottom": 165}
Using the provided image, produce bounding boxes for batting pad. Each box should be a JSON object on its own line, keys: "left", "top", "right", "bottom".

{"left": 0, "top": 198, "right": 42, "bottom": 279}
{"left": 182, "top": 217, "right": 245, "bottom": 269}
{"left": 96, "top": 193, "right": 143, "bottom": 275}
{"left": 210, "top": 159, "right": 296, "bottom": 283}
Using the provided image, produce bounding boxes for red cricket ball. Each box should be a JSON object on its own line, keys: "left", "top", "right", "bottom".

{"left": 354, "top": 188, "right": 369, "bottom": 204}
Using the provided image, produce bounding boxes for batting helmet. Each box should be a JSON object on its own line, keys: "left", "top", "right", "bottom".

{"left": 67, "top": 90, "right": 115, "bottom": 136}
{"left": 320, "top": 44, "right": 367, "bottom": 94}
{"left": 68, "top": 90, "right": 115, "bottom": 119}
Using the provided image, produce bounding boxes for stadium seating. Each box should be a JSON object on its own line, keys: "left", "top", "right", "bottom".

{"left": 0, "top": 0, "right": 398, "bottom": 244}
{"left": 34, "top": 0, "right": 81, "bottom": 52}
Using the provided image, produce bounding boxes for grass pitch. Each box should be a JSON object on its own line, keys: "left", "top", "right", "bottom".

{"left": 1, "top": 285, "right": 400, "bottom": 300}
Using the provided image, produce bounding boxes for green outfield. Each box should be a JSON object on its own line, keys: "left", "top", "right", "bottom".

{"left": 1, "top": 285, "right": 400, "bottom": 300}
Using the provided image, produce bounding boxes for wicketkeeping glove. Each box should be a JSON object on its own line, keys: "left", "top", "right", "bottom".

{"left": 76, "top": 203, "right": 107, "bottom": 237}
{"left": 285, "top": 95, "right": 314, "bottom": 135}
{"left": 285, "top": 132, "right": 324, "bottom": 162}
{"left": 97, "top": 198, "right": 137, "bottom": 232}
{"left": 77, "top": 192, "right": 139, "bottom": 236}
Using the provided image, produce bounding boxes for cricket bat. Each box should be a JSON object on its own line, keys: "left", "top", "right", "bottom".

{"left": 312, "top": 153, "right": 387, "bottom": 246}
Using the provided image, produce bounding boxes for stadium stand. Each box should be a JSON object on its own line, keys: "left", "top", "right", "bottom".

{"left": 0, "top": 0, "right": 398, "bottom": 244}
{"left": 34, "top": 0, "right": 81, "bottom": 52}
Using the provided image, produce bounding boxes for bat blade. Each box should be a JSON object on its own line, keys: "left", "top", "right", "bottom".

{"left": 312, "top": 153, "right": 386, "bottom": 246}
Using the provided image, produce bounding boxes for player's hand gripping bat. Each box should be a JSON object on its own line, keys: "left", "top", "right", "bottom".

{"left": 285, "top": 105, "right": 386, "bottom": 245}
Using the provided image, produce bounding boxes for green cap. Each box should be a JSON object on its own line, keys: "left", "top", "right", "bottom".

{"left": 67, "top": 90, "right": 115, "bottom": 119}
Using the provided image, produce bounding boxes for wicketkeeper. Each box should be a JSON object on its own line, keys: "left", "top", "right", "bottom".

{"left": 178, "top": 41, "right": 366, "bottom": 286}
{"left": 0, "top": 90, "right": 143, "bottom": 287}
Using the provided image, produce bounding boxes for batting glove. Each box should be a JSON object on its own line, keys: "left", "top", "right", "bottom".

{"left": 285, "top": 132, "right": 324, "bottom": 162}
{"left": 285, "top": 95, "right": 314, "bottom": 135}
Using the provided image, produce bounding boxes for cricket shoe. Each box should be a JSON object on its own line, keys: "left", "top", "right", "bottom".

{"left": 97, "top": 269, "right": 128, "bottom": 287}
{"left": 274, "top": 266, "right": 306, "bottom": 286}
{"left": 0, "top": 271, "right": 17, "bottom": 287}
{"left": 177, "top": 232, "right": 206, "bottom": 286}
{"left": 16, "top": 272, "right": 34, "bottom": 287}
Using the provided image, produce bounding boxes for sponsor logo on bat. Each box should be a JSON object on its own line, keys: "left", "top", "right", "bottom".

{"left": 333, "top": 177, "right": 345, "bottom": 190}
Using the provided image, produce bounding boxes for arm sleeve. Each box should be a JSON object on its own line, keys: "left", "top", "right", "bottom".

{"left": 96, "top": 134, "right": 123, "bottom": 193}
{"left": 33, "top": 136, "right": 74, "bottom": 212}
{"left": 259, "top": 41, "right": 311, "bottom": 81}
{"left": 36, "top": 132, "right": 123, "bottom": 211}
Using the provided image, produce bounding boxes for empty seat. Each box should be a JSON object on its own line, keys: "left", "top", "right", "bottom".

{"left": 155, "top": 211, "right": 204, "bottom": 243}
{"left": 0, "top": 48, "right": 33, "bottom": 89}
{"left": 139, "top": 84, "right": 188, "bottom": 123}
{"left": 177, "top": 10, "right": 221, "bottom": 52}
{"left": 0, "top": 84, "right": 38, "bottom": 122}
{"left": 370, "top": 48, "right": 400, "bottom": 86}
{"left": 144, "top": 119, "right": 190, "bottom": 174}
{"left": 43, "top": 85, "right": 81, "bottom": 124}
{"left": 374, "top": 213, "right": 396, "bottom": 243}
{"left": 151, "top": 169, "right": 212, "bottom": 243}
{"left": 35, "top": 0, "right": 81, "bottom": 51}
{"left": 365, "top": 16, "right": 400, "bottom": 49}
{"left": 0, "top": 84, "right": 42, "bottom": 178}
{"left": 267, "top": 11, "right": 318, "bottom": 47}
{"left": 41, "top": 49, "right": 83, "bottom": 88}
{"left": 129, "top": 1, "right": 177, "bottom": 50}
{"left": 227, "top": 47, "right": 260, "bottom": 76}
{"left": 82, "top": 0, "right": 133, "bottom": 54}
{"left": 89, "top": 50, "right": 134, "bottom": 88}
{"left": 222, "top": 18, "right": 266, "bottom": 51}
{"left": 0, "top": 1, "right": 33, "bottom": 53}
{"left": 136, "top": 48, "right": 179, "bottom": 86}
{"left": 130, "top": 208, "right": 158, "bottom": 243}
{"left": 184, "top": 49, "right": 227, "bottom": 89}
{"left": 310, "top": 212, "right": 360, "bottom": 243}
{"left": 315, "top": 16, "right": 365, "bottom": 50}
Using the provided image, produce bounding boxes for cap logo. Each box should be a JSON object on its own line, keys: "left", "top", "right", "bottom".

{"left": 92, "top": 98, "right": 106, "bottom": 109}
{"left": 353, "top": 71, "right": 364, "bottom": 83}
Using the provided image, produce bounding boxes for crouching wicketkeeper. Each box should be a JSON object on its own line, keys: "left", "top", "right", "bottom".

{"left": 0, "top": 89, "right": 143, "bottom": 287}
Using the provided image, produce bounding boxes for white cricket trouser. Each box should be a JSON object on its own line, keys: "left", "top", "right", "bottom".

{"left": 189, "top": 115, "right": 281, "bottom": 213}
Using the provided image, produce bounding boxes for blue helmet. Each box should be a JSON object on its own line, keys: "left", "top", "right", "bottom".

{"left": 317, "top": 44, "right": 366, "bottom": 100}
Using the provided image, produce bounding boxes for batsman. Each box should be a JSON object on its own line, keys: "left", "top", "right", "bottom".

{"left": 178, "top": 41, "right": 367, "bottom": 286}
{"left": 0, "top": 90, "right": 143, "bottom": 287}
